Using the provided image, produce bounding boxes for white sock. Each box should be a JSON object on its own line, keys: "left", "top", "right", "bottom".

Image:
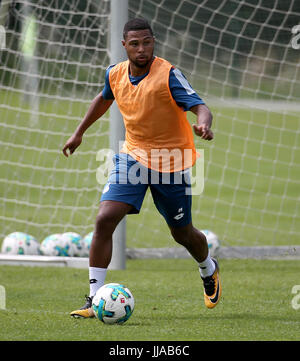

{"left": 198, "top": 254, "right": 215, "bottom": 278}
{"left": 89, "top": 267, "right": 107, "bottom": 298}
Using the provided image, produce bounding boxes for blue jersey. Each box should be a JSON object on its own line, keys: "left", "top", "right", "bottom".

{"left": 102, "top": 60, "right": 205, "bottom": 111}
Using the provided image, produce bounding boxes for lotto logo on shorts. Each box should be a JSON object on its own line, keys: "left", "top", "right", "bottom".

{"left": 174, "top": 208, "right": 184, "bottom": 220}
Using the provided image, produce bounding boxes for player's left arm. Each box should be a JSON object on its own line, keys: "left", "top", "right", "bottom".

{"left": 168, "top": 68, "right": 213, "bottom": 141}
{"left": 190, "top": 104, "right": 214, "bottom": 141}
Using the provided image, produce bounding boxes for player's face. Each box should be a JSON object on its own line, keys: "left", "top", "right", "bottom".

{"left": 122, "top": 29, "right": 154, "bottom": 68}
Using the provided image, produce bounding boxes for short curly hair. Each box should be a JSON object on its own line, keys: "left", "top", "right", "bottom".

{"left": 123, "top": 18, "right": 153, "bottom": 40}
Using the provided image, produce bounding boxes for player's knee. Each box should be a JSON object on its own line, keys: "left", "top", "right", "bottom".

{"left": 95, "top": 211, "right": 119, "bottom": 235}
{"left": 170, "top": 224, "right": 193, "bottom": 246}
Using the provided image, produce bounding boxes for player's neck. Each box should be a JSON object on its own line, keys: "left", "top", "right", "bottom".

{"left": 129, "top": 56, "right": 155, "bottom": 77}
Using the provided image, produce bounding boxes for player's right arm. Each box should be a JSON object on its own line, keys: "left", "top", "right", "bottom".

{"left": 62, "top": 92, "right": 113, "bottom": 157}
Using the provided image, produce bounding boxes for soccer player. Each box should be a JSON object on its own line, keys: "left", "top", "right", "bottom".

{"left": 62, "top": 18, "right": 221, "bottom": 318}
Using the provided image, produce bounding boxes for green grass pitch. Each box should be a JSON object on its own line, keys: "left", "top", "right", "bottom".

{"left": 0, "top": 258, "right": 299, "bottom": 341}
{"left": 0, "top": 91, "right": 299, "bottom": 341}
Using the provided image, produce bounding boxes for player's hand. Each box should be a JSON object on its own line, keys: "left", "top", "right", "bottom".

{"left": 192, "top": 123, "right": 214, "bottom": 140}
{"left": 62, "top": 133, "right": 82, "bottom": 157}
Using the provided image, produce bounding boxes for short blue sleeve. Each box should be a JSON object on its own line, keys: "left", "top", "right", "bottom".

{"left": 169, "top": 68, "right": 205, "bottom": 111}
{"left": 102, "top": 65, "right": 116, "bottom": 100}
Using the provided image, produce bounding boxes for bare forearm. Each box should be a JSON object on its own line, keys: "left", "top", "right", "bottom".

{"left": 190, "top": 104, "right": 214, "bottom": 141}
{"left": 62, "top": 93, "right": 113, "bottom": 157}
{"left": 75, "top": 92, "right": 113, "bottom": 136}
{"left": 190, "top": 104, "right": 213, "bottom": 128}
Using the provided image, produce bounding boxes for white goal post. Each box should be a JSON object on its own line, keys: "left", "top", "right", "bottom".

{"left": 0, "top": 0, "right": 299, "bottom": 269}
{"left": 109, "top": 0, "right": 127, "bottom": 270}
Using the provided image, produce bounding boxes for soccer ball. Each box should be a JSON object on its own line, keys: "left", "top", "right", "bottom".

{"left": 60, "top": 232, "right": 85, "bottom": 257}
{"left": 92, "top": 283, "right": 134, "bottom": 324}
{"left": 40, "top": 233, "right": 68, "bottom": 256}
{"left": 81, "top": 231, "right": 93, "bottom": 257}
{"left": 201, "top": 229, "right": 221, "bottom": 257}
{"left": 1, "top": 232, "right": 40, "bottom": 255}
{"left": 24, "top": 235, "right": 40, "bottom": 255}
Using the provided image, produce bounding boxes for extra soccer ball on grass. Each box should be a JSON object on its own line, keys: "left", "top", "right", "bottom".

{"left": 201, "top": 229, "right": 221, "bottom": 257}
{"left": 1, "top": 232, "right": 40, "bottom": 255}
{"left": 40, "top": 233, "right": 65, "bottom": 256}
{"left": 81, "top": 231, "right": 93, "bottom": 257}
{"left": 92, "top": 283, "right": 134, "bottom": 324}
{"left": 60, "top": 232, "right": 85, "bottom": 257}
{"left": 40, "top": 232, "right": 85, "bottom": 257}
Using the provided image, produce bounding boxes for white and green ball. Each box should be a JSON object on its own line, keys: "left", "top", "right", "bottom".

{"left": 60, "top": 232, "right": 85, "bottom": 257}
{"left": 1, "top": 232, "right": 40, "bottom": 255}
{"left": 201, "top": 229, "right": 221, "bottom": 257}
{"left": 40, "top": 233, "right": 67, "bottom": 256}
{"left": 92, "top": 283, "right": 135, "bottom": 324}
{"left": 81, "top": 231, "right": 93, "bottom": 257}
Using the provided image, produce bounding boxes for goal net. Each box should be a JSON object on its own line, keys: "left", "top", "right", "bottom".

{"left": 0, "top": 0, "right": 299, "bottom": 250}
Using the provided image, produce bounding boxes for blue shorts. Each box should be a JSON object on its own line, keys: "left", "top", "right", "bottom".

{"left": 100, "top": 153, "right": 192, "bottom": 228}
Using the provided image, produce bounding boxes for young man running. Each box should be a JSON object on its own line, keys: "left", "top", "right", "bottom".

{"left": 62, "top": 18, "right": 221, "bottom": 318}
